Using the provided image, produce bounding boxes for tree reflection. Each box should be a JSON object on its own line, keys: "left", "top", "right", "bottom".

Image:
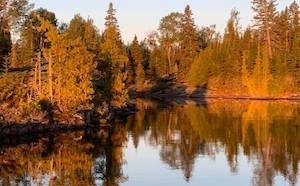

{"left": 0, "top": 126, "right": 127, "bottom": 186}
{"left": 126, "top": 99, "right": 300, "bottom": 185}
{"left": 0, "top": 100, "right": 300, "bottom": 186}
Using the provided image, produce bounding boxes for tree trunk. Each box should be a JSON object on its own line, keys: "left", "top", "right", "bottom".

{"left": 263, "top": 2, "right": 273, "bottom": 58}
{"left": 4, "top": 56, "right": 9, "bottom": 74}
{"left": 285, "top": 30, "right": 289, "bottom": 52}
{"left": 167, "top": 46, "right": 172, "bottom": 74}
{"left": 38, "top": 51, "right": 42, "bottom": 96}
{"left": 34, "top": 60, "right": 38, "bottom": 93}
{"left": 48, "top": 54, "right": 53, "bottom": 101}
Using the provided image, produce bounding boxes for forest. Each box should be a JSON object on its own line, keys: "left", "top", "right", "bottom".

{"left": 0, "top": 0, "right": 300, "bottom": 120}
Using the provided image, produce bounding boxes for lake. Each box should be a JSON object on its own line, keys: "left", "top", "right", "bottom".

{"left": 0, "top": 99, "right": 300, "bottom": 186}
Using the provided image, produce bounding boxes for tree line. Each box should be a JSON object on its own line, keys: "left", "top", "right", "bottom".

{"left": 0, "top": 0, "right": 300, "bottom": 113}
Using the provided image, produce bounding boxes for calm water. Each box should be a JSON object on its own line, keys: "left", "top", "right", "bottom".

{"left": 1, "top": 99, "right": 300, "bottom": 186}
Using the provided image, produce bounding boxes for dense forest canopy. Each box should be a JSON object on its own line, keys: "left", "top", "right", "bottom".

{"left": 0, "top": 0, "right": 300, "bottom": 114}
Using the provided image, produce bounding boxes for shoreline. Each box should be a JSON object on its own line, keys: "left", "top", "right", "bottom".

{"left": 130, "top": 83, "right": 300, "bottom": 102}
{"left": 0, "top": 104, "right": 138, "bottom": 137}
{"left": 1, "top": 91, "right": 300, "bottom": 137}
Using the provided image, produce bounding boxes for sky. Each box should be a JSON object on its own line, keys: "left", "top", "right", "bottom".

{"left": 30, "top": 0, "right": 296, "bottom": 43}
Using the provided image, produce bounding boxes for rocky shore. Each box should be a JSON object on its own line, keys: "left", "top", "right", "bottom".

{"left": 129, "top": 76, "right": 300, "bottom": 102}
{"left": 0, "top": 103, "right": 138, "bottom": 137}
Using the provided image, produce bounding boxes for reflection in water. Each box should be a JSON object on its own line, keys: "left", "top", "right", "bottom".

{"left": 126, "top": 99, "right": 300, "bottom": 186}
{"left": 0, "top": 128, "right": 127, "bottom": 186}
{"left": 0, "top": 99, "right": 300, "bottom": 186}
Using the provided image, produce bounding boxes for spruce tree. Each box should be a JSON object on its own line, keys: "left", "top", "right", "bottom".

{"left": 136, "top": 61, "right": 145, "bottom": 91}
{"left": 222, "top": 10, "right": 242, "bottom": 90}
{"left": 100, "top": 3, "right": 128, "bottom": 107}
{"left": 130, "top": 35, "right": 144, "bottom": 85}
{"left": 178, "top": 5, "right": 199, "bottom": 82}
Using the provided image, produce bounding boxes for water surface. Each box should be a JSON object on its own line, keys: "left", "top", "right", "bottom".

{"left": 1, "top": 99, "right": 300, "bottom": 186}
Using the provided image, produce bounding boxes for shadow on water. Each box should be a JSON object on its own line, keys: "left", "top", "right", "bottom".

{"left": 1, "top": 99, "right": 300, "bottom": 185}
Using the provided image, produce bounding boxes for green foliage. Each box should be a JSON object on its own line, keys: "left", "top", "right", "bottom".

{"left": 37, "top": 17, "right": 95, "bottom": 111}
{"left": 178, "top": 5, "right": 200, "bottom": 81}
{"left": 111, "top": 72, "right": 128, "bottom": 107}
{"left": 188, "top": 54, "right": 209, "bottom": 87}
{"left": 1, "top": 1, "right": 300, "bottom": 117}
{"left": 18, "top": 8, "right": 57, "bottom": 67}
{"left": 99, "top": 3, "right": 129, "bottom": 107}
{"left": 136, "top": 61, "right": 145, "bottom": 90}
{"left": 0, "top": 71, "right": 30, "bottom": 103}
{"left": 129, "top": 35, "right": 145, "bottom": 88}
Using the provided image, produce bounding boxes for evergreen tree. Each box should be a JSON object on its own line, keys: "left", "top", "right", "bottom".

{"left": 149, "top": 45, "right": 160, "bottom": 78}
{"left": 136, "top": 61, "right": 145, "bottom": 90}
{"left": 178, "top": 5, "right": 199, "bottom": 81}
{"left": 38, "top": 17, "right": 95, "bottom": 111}
{"left": 18, "top": 8, "right": 57, "bottom": 67}
{"left": 100, "top": 3, "right": 128, "bottom": 107}
{"left": 84, "top": 18, "right": 100, "bottom": 55}
{"left": 222, "top": 10, "right": 242, "bottom": 90}
{"left": 188, "top": 52, "right": 209, "bottom": 87}
{"left": 129, "top": 35, "right": 144, "bottom": 84}
{"left": 130, "top": 36, "right": 146, "bottom": 90}
{"left": 252, "top": 0, "right": 278, "bottom": 57}
{"left": 65, "top": 14, "right": 86, "bottom": 40}
{"left": 288, "top": 1, "right": 300, "bottom": 88}
{"left": 65, "top": 15, "right": 100, "bottom": 60}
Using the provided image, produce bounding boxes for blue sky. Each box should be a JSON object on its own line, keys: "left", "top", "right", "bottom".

{"left": 30, "top": 0, "right": 296, "bottom": 43}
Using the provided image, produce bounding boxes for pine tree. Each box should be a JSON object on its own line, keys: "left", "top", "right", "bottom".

{"left": 65, "top": 15, "right": 100, "bottom": 61}
{"left": 178, "top": 5, "right": 199, "bottom": 81}
{"left": 65, "top": 14, "right": 86, "bottom": 40}
{"left": 18, "top": 8, "right": 57, "bottom": 67}
{"left": 38, "top": 17, "right": 95, "bottom": 111}
{"left": 84, "top": 18, "right": 100, "bottom": 55}
{"left": 100, "top": 3, "right": 128, "bottom": 107}
{"left": 126, "top": 46, "right": 134, "bottom": 85}
{"left": 136, "top": 62, "right": 145, "bottom": 91}
{"left": 130, "top": 35, "right": 144, "bottom": 86}
{"left": 188, "top": 52, "right": 209, "bottom": 87}
{"left": 273, "top": 8, "right": 291, "bottom": 54}
{"left": 252, "top": 0, "right": 278, "bottom": 57}
{"left": 149, "top": 45, "right": 160, "bottom": 78}
{"left": 222, "top": 10, "right": 242, "bottom": 90}
{"left": 249, "top": 44, "right": 263, "bottom": 96}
